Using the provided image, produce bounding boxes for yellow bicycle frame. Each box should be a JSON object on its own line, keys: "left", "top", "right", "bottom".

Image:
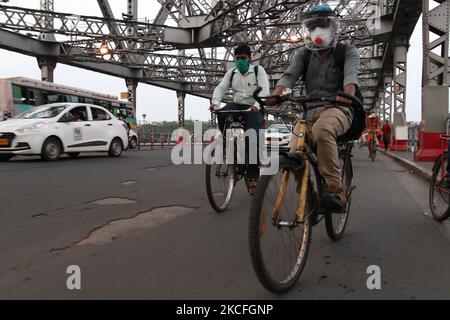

{"left": 272, "top": 120, "right": 310, "bottom": 223}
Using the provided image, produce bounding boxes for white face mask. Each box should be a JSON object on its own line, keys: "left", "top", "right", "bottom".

{"left": 310, "top": 27, "right": 333, "bottom": 48}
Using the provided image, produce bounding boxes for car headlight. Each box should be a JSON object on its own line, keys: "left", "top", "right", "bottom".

{"left": 283, "top": 135, "right": 291, "bottom": 140}
{"left": 16, "top": 122, "right": 46, "bottom": 133}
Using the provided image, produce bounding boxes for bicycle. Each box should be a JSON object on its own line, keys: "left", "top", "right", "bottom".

{"left": 429, "top": 135, "right": 450, "bottom": 221}
{"left": 367, "top": 129, "right": 378, "bottom": 162}
{"left": 248, "top": 88, "right": 362, "bottom": 293}
{"left": 205, "top": 108, "right": 255, "bottom": 213}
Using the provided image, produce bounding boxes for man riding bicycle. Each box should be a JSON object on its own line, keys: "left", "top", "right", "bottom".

{"left": 211, "top": 44, "right": 270, "bottom": 194}
{"left": 266, "top": 5, "right": 361, "bottom": 212}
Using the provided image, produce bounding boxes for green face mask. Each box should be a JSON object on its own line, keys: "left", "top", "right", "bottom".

{"left": 235, "top": 59, "right": 250, "bottom": 74}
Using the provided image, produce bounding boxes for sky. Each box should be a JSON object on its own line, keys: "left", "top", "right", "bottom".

{"left": 0, "top": 0, "right": 430, "bottom": 123}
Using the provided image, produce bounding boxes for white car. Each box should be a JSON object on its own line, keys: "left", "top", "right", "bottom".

{"left": 0, "top": 103, "right": 129, "bottom": 161}
{"left": 265, "top": 124, "right": 293, "bottom": 150}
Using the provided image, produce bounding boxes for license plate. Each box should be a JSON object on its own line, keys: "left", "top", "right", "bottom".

{"left": 0, "top": 139, "right": 8, "bottom": 146}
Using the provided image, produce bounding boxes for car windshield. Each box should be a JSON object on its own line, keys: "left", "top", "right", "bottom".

{"left": 268, "top": 125, "right": 292, "bottom": 134}
{"left": 15, "top": 105, "right": 68, "bottom": 119}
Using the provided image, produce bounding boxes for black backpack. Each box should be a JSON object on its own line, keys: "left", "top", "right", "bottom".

{"left": 303, "top": 43, "right": 366, "bottom": 141}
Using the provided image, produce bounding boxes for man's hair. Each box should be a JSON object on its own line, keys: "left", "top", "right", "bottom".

{"left": 234, "top": 44, "right": 251, "bottom": 57}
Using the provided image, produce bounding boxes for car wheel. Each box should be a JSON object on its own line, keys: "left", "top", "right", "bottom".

{"left": 0, "top": 154, "right": 13, "bottom": 161}
{"left": 67, "top": 152, "right": 80, "bottom": 158}
{"left": 41, "top": 137, "right": 62, "bottom": 161}
{"left": 108, "top": 138, "right": 123, "bottom": 157}
{"left": 129, "top": 136, "right": 137, "bottom": 150}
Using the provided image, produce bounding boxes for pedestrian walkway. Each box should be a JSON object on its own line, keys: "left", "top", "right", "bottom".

{"left": 377, "top": 147, "right": 434, "bottom": 181}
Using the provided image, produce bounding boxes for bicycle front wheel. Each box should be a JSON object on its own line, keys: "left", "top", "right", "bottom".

{"left": 249, "top": 157, "right": 313, "bottom": 293}
{"left": 429, "top": 153, "right": 450, "bottom": 221}
{"left": 205, "top": 163, "right": 235, "bottom": 213}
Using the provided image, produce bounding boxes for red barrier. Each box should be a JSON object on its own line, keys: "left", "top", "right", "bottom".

{"left": 391, "top": 139, "right": 408, "bottom": 151}
{"left": 414, "top": 131, "right": 445, "bottom": 162}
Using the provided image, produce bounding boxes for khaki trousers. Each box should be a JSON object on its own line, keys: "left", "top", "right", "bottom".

{"left": 290, "top": 107, "right": 352, "bottom": 190}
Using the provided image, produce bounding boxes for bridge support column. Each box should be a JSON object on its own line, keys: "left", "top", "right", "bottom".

{"left": 378, "top": 91, "right": 385, "bottom": 120}
{"left": 382, "top": 76, "right": 393, "bottom": 123}
{"left": 393, "top": 37, "right": 408, "bottom": 126}
{"left": 415, "top": 0, "right": 450, "bottom": 162}
{"left": 126, "top": 79, "right": 138, "bottom": 117}
{"left": 391, "top": 38, "right": 409, "bottom": 151}
{"left": 37, "top": 57, "right": 56, "bottom": 82}
{"left": 177, "top": 91, "right": 186, "bottom": 128}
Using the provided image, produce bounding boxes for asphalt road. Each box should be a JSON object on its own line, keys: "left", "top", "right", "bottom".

{"left": 1, "top": 147, "right": 450, "bottom": 299}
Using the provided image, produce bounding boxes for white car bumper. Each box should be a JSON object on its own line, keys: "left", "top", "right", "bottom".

{"left": 0, "top": 131, "right": 44, "bottom": 155}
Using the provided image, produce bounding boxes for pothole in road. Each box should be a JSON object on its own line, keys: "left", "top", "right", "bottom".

{"left": 121, "top": 180, "right": 137, "bottom": 186}
{"left": 90, "top": 197, "right": 138, "bottom": 205}
{"left": 75, "top": 205, "right": 195, "bottom": 246}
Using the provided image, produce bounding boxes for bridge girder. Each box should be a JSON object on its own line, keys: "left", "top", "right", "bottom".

{"left": 0, "top": 0, "right": 435, "bottom": 115}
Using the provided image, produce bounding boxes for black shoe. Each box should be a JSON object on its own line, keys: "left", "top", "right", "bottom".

{"left": 320, "top": 189, "right": 346, "bottom": 213}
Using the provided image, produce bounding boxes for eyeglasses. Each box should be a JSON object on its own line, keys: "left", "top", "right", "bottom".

{"left": 305, "top": 18, "right": 332, "bottom": 30}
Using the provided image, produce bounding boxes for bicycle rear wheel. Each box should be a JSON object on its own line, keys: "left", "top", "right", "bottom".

{"left": 325, "top": 148, "right": 353, "bottom": 241}
{"left": 205, "top": 163, "right": 235, "bottom": 213}
{"left": 249, "top": 157, "right": 313, "bottom": 293}
{"left": 429, "top": 153, "right": 450, "bottom": 221}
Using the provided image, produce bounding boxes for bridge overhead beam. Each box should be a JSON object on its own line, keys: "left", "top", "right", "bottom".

{"left": 421, "top": 0, "right": 449, "bottom": 133}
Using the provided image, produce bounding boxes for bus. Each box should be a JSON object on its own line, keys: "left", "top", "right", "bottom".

{"left": 0, "top": 77, "right": 137, "bottom": 128}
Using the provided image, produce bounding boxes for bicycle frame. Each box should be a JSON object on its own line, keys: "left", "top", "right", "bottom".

{"left": 273, "top": 119, "right": 312, "bottom": 224}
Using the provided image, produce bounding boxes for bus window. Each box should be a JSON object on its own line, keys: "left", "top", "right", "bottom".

{"left": 12, "top": 85, "right": 23, "bottom": 104}
{"left": 69, "top": 95, "right": 79, "bottom": 103}
{"left": 47, "top": 92, "right": 59, "bottom": 103}
{"left": 85, "top": 98, "right": 94, "bottom": 104}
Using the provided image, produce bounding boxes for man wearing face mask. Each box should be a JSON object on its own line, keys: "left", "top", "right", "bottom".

{"left": 211, "top": 44, "right": 270, "bottom": 194}
{"left": 267, "top": 5, "right": 361, "bottom": 212}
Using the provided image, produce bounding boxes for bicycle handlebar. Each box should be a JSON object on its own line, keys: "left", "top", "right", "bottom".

{"left": 212, "top": 108, "right": 253, "bottom": 114}
{"left": 253, "top": 87, "right": 363, "bottom": 110}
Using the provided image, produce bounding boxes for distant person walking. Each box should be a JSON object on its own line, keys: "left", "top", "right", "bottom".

{"left": 382, "top": 121, "right": 391, "bottom": 151}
